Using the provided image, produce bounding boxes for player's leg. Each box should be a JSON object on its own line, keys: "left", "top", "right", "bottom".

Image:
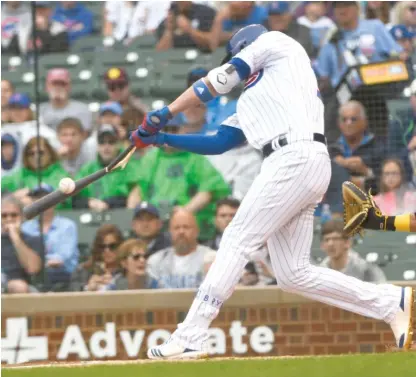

{"left": 147, "top": 142, "right": 332, "bottom": 359}
{"left": 268, "top": 205, "right": 414, "bottom": 349}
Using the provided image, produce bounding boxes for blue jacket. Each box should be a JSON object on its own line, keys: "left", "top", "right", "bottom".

{"left": 51, "top": 3, "right": 93, "bottom": 44}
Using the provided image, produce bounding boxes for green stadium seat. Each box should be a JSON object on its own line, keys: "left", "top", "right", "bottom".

{"left": 126, "top": 34, "right": 158, "bottom": 49}
{"left": 382, "top": 261, "right": 416, "bottom": 281}
{"left": 140, "top": 97, "right": 169, "bottom": 110}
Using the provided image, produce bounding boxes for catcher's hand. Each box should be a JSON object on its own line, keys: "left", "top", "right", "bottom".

{"left": 342, "top": 181, "right": 385, "bottom": 236}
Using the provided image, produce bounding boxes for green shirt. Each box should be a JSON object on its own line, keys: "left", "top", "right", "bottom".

{"left": 76, "top": 155, "right": 140, "bottom": 200}
{"left": 1, "top": 162, "right": 71, "bottom": 209}
{"left": 136, "top": 149, "right": 231, "bottom": 240}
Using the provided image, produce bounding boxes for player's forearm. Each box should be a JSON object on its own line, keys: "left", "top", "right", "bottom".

{"left": 184, "top": 192, "right": 212, "bottom": 213}
{"left": 364, "top": 212, "right": 416, "bottom": 232}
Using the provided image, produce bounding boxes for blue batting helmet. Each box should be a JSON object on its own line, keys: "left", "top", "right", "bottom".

{"left": 221, "top": 24, "right": 268, "bottom": 64}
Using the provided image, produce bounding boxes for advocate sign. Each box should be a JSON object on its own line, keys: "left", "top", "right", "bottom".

{"left": 1, "top": 317, "right": 275, "bottom": 364}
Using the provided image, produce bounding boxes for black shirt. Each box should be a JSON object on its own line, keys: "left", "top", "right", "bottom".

{"left": 1, "top": 232, "right": 43, "bottom": 281}
{"left": 157, "top": 3, "right": 216, "bottom": 48}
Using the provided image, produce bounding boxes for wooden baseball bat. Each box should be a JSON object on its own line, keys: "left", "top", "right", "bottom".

{"left": 23, "top": 145, "right": 137, "bottom": 220}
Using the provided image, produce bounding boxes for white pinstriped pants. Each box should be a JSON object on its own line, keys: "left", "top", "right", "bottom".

{"left": 171, "top": 141, "right": 402, "bottom": 350}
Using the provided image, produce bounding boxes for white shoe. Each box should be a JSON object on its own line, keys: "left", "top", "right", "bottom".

{"left": 147, "top": 338, "right": 208, "bottom": 360}
{"left": 390, "top": 287, "right": 414, "bottom": 349}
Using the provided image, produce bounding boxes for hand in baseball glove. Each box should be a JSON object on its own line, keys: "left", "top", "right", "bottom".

{"left": 342, "top": 181, "right": 387, "bottom": 236}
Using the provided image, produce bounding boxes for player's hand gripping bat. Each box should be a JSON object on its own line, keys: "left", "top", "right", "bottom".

{"left": 22, "top": 146, "right": 137, "bottom": 220}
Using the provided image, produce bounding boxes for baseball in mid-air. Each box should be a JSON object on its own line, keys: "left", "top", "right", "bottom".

{"left": 59, "top": 177, "right": 76, "bottom": 194}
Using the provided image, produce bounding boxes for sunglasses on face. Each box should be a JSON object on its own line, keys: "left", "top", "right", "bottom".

{"left": 340, "top": 116, "right": 359, "bottom": 123}
{"left": 27, "top": 150, "right": 45, "bottom": 157}
{"left": 1, "top": 212, "right": 19, "bottom": 219}
{"left": 107, "top": 83, "right": 127, "bottom": 91}
{"left": 99, "top": 243, "right": 119, "bottom": 251}
{"left": 130, "top": 253, "right": 147, "bottom": 261}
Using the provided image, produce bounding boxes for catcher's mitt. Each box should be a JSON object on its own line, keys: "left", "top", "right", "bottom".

{"left": 342, "top": 181, "right": 384, "bottom": 236}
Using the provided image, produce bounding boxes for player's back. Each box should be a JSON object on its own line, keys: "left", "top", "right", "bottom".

{"left": 235, "top": 31, "right": 324, "bottom": 149}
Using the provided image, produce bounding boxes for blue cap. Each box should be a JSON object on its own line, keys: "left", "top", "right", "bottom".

{"left": 99, "top": 101, "right": 123, "bottom": 115}
{"left": 29, "top": 183, "right": 55, "bottom": 197}
{"left": 268, "top": 1, "right": 291, "bottom": 14}
{"left": 390, "top": 25, "right": 414, "bottom": 40}
{"left": 1, "top": 133, "right": 17, "bottom": 144}
{"left": 166, "top": 113, "right": 187, "bottom": 127}
{"left": 8, "top": 93, "right": 31, "bottom": 108}
{"left": 134, "top": 202, "right": 160, "bottom": 218}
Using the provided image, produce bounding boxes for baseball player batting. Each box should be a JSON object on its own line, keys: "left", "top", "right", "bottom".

{"left": 131, "top": 25, "right": 414, "bottom": 359}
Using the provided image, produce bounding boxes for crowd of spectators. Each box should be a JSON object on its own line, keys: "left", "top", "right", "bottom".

{"left": 1, "top": 1, "right": 416, "bottom": 294}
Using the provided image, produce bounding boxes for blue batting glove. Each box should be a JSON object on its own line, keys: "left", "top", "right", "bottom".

{"left": 130, "top": 129, "right": 165, "bottom": 148}
{"left": 140, "top": 106, "right": 173, "bottom": 136}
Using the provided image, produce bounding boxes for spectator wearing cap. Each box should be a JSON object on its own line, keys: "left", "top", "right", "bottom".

{"left": 40, "top": 68, "right": 92, "bottom": 133}
{"left": 26, "top": 1, "right": 69, "bottom": 55}
{"left": 130, "top": 202, "right": 171, "bottom": 258}
{"left": 266, "top": 1, "right": 315, "bottom": 58}
{"left": 2, "top": 136, "right": 70, "bottom": 209}
{"left": 104, "top": 1, "right": 169, "bottom": 43}
{"left": 316, "top": 1, "right": 405, "bottom": 89}
{"left": 8, "top": 93, "right": 33, "bottom": 124}
{"left": 186, "top": 67, "right": 237, "bottom": 130}
{"left": 1, "top": 195, "right": 43, "bottom": 294}
{"left": 1, "top": 1, "right": 31, "bottom": 55}
{"left": 156, "top": 1, "right": 216, "bottom": 51}
{"left": 209, "top": 1, "right": 267, "bottom": 51}
{"left": 56, "top": 117, "right": 96, "bottom": 177}
{"left": 22, "top": 184, "right": 79, "bottom": 291}
{"left": 134, "top": 117, "right": 231, "bottom": 241}
{"left": 297, "top": 2, "right": 335, "bottom": 52}
{"left": 104, "top": 67, "right": 147, "bottom": 129}
{"left": 73, "top": 124, "right": 140, "bottom": 211}
{"left": 98, "top": 101, "right": 128, "bottom": 141}
{"left": 50, "top": 1, "right": 93, "bottom": 44}
{"left": 147, "top": 209, "right": 216, "bottom": 289}
{"left": 1, "top": 80, "right": 14, "bottom": 124}
{"left": 390, "top": 24, "right": 414, "bottom": 61}
{"left": 1, "top": 133, "right": 21, "bottom": 177}
{"left": 329, "top": 100, "right": 385, "bottom": 192}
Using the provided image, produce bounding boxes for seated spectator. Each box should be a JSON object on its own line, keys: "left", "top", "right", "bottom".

{"left": 210, "top": 1, "right": 267, "bottom": 51}
{"left": 2, "top": 137, "right": 70, "bottom": 208}
{"left": 320, "top": 219, "right": 386, "bottom": 283}
{"left": 56, "top": 117, "right": 95, "bottom": 177}
{"left": 329, "top": 101, "right": 384, "bottom": 192}
{"left": 106, "top": 239, "right": 152, "bottom": 290}
{"left": 1, "top": 195, "right": 43, "bottom": 294}
{"left": 147, "top": 209, "right": 216, "bottom": 289}
{"left": 1, "top": 80, "right": 14, "bottom": 124}
{"left": 316, "top": 1, "right": 404, "bottom": 89}
{"left": 365, "top": 1, "right": 392, "bottom": 25}
{"left": 156, "top": 1, "right": 216, "bottom": 51}
{"left": 2, "top": 93, "right": 60, "bottom": 150}
{"left": 184, "top": 67, "right": 238, "bottom": 133}
{"left": 1, "top": 1, "right": 31, "bottom": 55}
{"left": 26, "top": 1, "right": 69, "bottom": 55}
{"left": 135, "top": 120, "right": 231, "bottom": 240}
{"left": 51, "top": 1, "right": 93, "bottom": 44}
{"left": 98, "top": 101, "right": 126, "bottom": 140}
{"left": 374, "top": 158, "right": 416, "bottom": 215}
{"left": 389, "top": 24, "right": 414, "bottom": 60}
{"left": 104, "top": 67, "right": 147, "bottom": 128}
{"left": 131, "top": 202, "right": 171, "bottom": 258}
{"left": 70, "top": 224, "right": 124, "bottom": 292}
{"left": 1, "top": 134, "right": 21, "bottom": 177}
{"left": 73, "top": 125, "right": 139, "bottom": 211}
{"left": 392, "top": 1, "right": 416, "bottom": 35}
{"left": 239, "top": 262, "right": 259, "bottom": 286}
{"left": 40, "top": 69, "right": 92, "bottom": 133}
{"left": 104, "top": 1, "right": 169, "bottom": 43}
{"left": 297, "top": 1, "right": 335, "bottom": 52}
{"left": 205, "top": 198, "right": 240, "bottom": 250}
{"left": 266, "top": 1, "right": 315, "bottom": 58}
{"left": 387, "top": 84, "right": 416, "bottom": 182}
{"left": 22, "top": 184, "right": 79, "bottom": 291}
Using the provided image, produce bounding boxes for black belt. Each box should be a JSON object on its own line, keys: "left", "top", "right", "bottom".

{"left": 262, "top": 133, "right": 327, "bottom": 158}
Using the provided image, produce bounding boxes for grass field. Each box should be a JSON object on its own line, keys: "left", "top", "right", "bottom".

{"left": 3, "top": 353, "right": 416, "bottom": 377}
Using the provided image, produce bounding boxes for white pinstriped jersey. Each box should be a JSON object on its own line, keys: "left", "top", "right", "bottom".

{"left": 223, "top": 31, "right": 324, "bottom": 150}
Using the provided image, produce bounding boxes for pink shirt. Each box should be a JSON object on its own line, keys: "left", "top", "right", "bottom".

{"left": 374, "top": 190, "right": 416, "bottom": 215}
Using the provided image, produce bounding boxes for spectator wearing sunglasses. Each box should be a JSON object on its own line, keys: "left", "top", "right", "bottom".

{"left": 1, "top": 195, "right": 43, "bottom": 294}
{"left": 69, "top": 224, "right": 124, "bottom": 292}
{"left": 73, "top": 124, "right": 140, "bottom": 211}
{"left": 1, "top": 136, "right": 69, "bottom": 208}
{"left": 40, "top": 68, "right": 92, "bottom": 133}
{"left": 104, "top": 239, "right": 154, "bottom": 291}
{"left": 104, "top": 67, "right": 147, "bottom": 129}
{"left": 329, "top": 100, "right": 385, "bottom": 192}
{"left": 22, "top": 184, "right": 79, "bottom": 291}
